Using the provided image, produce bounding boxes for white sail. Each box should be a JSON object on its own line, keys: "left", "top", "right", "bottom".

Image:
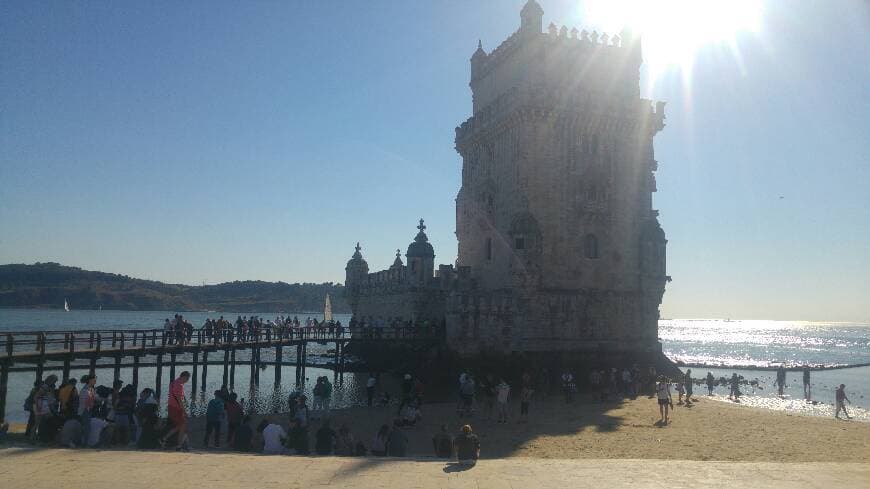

{"left": 324, "top": 293, "right": 333, "bottom": 322}
{"left": 64, "top": 299, "right": 70, "bottom": 312}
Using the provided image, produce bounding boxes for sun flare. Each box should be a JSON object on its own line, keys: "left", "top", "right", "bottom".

{"left": 583, "top": 0, "right": 762, "bottom": 86}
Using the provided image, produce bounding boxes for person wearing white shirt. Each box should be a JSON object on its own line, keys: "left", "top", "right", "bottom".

{"left": 262, "top": 420, "right": 287, "bottom": 454}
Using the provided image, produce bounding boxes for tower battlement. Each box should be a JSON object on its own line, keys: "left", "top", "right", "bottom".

{"left": 470, "top": 1, "right": 642, "bottom": 116}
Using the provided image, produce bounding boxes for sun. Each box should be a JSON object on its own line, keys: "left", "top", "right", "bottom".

{"left": 583, "top": 0, "right": 763, "bottom": 87}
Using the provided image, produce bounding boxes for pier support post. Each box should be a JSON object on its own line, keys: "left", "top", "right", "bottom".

{"left": 113, "top": 355, "right": 121, "bottom": 383}
{"left": 169, "top": 353, "right": 176, "bottom": 383}
{"left": 62, "top": 357, "right": 71, "bottom": 382}
{"left": 229, "top": 348, "right": 236, "bottom": 391}
{"left": 155, "top": 354, "right": 164, "bottom": 400}
{"left": 295, "top": 343, "right": 302, "bottom": 387}
{"left": 89, "top": 356, "right": 96, "bottom": 376}
{"left": 0, "top": 361, "right": 9, "bottom": 422}
{"left": 201, "top": 351, "right": 209, "bottom": 392}
{"left": 222, "top": 349, "right": 229, "bottom": 388}
{"left": 132, "top": 355, "right": 140, "bottom": 393}
{"left": 249, "top": 346, "right": 256, "bottom": 388}
{"left": 274, "top": 345, "right": 282, "bottom": 388}
{"left": 191, "top": 350, "right": 199, "bottom": 397}
{"left": 333, "top": 341, "right": 340, "bottom": 383}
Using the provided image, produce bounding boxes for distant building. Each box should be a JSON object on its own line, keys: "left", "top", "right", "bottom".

{"left": 345, "top": 1, "right": 670, "bottom": 363}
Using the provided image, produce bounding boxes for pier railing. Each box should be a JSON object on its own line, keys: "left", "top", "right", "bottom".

{"left": 0, "top": 325, "right": 445, "bottom": 359}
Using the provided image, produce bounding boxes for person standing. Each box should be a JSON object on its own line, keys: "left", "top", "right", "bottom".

{"left": 322, "top": 377, "right": 333, "bottom": 418}
{"left": 78, "top": 374, "right": 96, "bottom": 447}
{"left": 495, "top": 379, "right": 510, "bottom": 424}
{"left": 834, "top": 384, "right": 851, "bottom": 419}
{"left": 224, "top": 393, "right": 243, "bottom": 446}
{"left": 656, "top": 376, "right": 673, "bottom": 425}
{"left": 774, "top": 365, "right": 786, "bottom": 397}
{"left": 802, "top": 366, "right": 811, "bottom": 400}
{"left": 366, "top": 374, "right": 377, "bottom": 407}
{"left": 519, "top": 384, "right": 533, "bottom": 423}
{"left": 204, "top": 390, "right": 225, "bottom": 448}
{"left": 705, "top": 372, "right": 716, "bottom": 396}
{"left": 728, "top": 373, "right": 741, "bottom": 400}
{"left": 160, "top": 371, "right": 191, "bottom": 451}
{"left": 683, "top": 369, "right": 693, "bottom": 404}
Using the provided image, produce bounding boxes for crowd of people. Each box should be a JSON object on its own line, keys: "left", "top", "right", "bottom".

{"left": 3, "top": 356, "right": 855, "bottom": 462}
{"left": 164, "top": 314, "right": 347, "bottom": 346}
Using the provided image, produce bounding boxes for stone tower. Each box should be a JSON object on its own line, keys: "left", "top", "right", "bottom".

{"left": 449, "top": 0, "right": 669, "bottom": 358}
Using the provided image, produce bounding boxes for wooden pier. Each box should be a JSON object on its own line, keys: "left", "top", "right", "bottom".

{"left": 0, "top": 325, "right": 443, "bottom": 420}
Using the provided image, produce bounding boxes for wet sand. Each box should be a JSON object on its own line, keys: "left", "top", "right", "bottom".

{"left": 8, "top": 392, "right": 867, "bottom": 462}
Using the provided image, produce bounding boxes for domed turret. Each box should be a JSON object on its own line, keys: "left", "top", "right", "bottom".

{"left": 345, "top": 242, "right": 369, "bottom": 287}
{"left": 406, "top": 219, "right": 435, "bottom": 285}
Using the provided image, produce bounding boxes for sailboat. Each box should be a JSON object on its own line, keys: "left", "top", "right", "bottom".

{"left": 323, "top": 293, "right": 333, "bottom": 322}
{"left": 64, "top": 299, "right": 70, "bottom": 312}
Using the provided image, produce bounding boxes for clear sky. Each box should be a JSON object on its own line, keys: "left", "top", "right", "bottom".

{"left": 1, "top": 1, "right": 868, "bottom": 322}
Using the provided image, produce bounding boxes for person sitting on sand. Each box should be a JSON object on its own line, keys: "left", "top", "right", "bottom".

{"left": 656, "top": 377, "right": 673, "bottom": 425}
{"left": 387, "top": 419, "right": 409, "bottom": 457}
{"left": 282, "top": 418, "right": 304, "bottom": 454}
{"left": 834, "top": 384, "right": 851, "bottom": 419}
{"left": 59, "top": 415, "right": 82, "bottom": 448}
{"left": 706, "top": 372, "right": 716, "bottom": 396}
{"left": 335, "top": 423, "right": 355, "bottom": 456}
{"left": 314, "top": 419, "right": 337, "bottom": 455}
{"left": 371, "top": 424, "right": 390, "bottom": 456}
{"left": 261, "top": 418, "right": 287, "bottom": 454}
{"left": 453, "top": 424, "right": 480, "bottom": 466}
{"left": 433, "top": 424, "right": 453, "bottom": 458}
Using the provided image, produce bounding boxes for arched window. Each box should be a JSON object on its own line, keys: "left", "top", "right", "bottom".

{"left": 584, "top": 234, "right": 599, "bottom": 259}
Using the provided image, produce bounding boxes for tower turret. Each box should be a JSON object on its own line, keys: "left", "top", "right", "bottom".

{"left": 405, "top": 219, "right": 435, "bottom": 286}
{"left": 470, "top": 40, "right": 487, "bottom": 81}
{"left": 344, "top": 242, "right": 369, "bottom": 288}
{"left": 519, "top": 0, "right": 544, "bottom": 36}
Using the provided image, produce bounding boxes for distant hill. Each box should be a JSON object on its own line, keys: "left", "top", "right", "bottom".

{"left": 0, "top": 262, "right": 349, "bottom": 313}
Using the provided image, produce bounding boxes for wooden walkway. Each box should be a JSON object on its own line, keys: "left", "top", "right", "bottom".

{"left": 0, "top": 325, "right": 443, "bottom": 420}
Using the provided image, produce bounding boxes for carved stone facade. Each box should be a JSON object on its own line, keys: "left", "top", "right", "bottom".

{"left": 345, "top": 1, "right": 669, "bottom": 360}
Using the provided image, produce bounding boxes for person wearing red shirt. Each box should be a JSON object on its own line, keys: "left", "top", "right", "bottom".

{"left": 160, "top": 371, "right": 190, "bottom": 450}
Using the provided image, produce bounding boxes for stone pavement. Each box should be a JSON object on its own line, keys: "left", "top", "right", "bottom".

{"left": 0, "top": 448, "right": 868, "bottom": 488}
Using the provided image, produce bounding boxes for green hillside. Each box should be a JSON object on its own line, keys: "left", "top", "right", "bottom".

{"left": 0, "top": 262, "right": 349, "bottom": 313}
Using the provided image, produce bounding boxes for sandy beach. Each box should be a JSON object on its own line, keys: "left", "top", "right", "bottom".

{"left": 6, "top": 393, "right": 867, "bottom": 463}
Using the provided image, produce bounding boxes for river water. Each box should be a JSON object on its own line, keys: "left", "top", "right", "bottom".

{"left": 1, "top": 310, "right": 867, "bottom": 423}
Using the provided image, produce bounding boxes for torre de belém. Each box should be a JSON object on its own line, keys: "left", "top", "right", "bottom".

{"left": 345, "top": 1, "right": 670, "bottom": 366}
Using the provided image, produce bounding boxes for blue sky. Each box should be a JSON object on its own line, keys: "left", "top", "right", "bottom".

{"left": 1, "top": 1, "right": 868, "bottom": 322}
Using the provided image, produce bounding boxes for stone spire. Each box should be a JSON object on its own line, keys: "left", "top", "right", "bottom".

{"left": 391, "top": 248, "right": 404, "bottom": 269}
{"left": 345, "top": 242, "right": 369, "bottom": 285}
{"left": 520, "top": 0, "right": 544, "bottom": 35}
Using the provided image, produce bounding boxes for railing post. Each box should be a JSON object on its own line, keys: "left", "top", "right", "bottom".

{"left": 5, "top": 334, "right": 12, "bottom": 357}
{"left": 63, "top": 333, "right": 70, "bottom": 350}
{"left": 70, "top": 333, "right": 75, "bottom": 354}
{"left": 38, "top": 333, "right": 46, "bottom": 357}
{"left": 152, "top": 330, "right": 156, "bottom": 346}
{"left": 95, "top": 333, "right": 102, "bottom": 354}
{"left": 89, "top": 332, "right": 95, "bottom": 349}
{"left": 120, "top": 333, "right": 125, "bottom": 352}
{"left": 112, "top": 332, "right": 117, "bottom": 348}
